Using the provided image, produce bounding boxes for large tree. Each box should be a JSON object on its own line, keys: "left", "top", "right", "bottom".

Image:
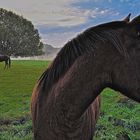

{"left": 0, "top": 8, "right": 43, "bottom": 56}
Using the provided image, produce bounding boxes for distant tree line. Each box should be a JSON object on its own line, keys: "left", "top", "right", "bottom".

{"left": 0, "top": 8, "right": 44, "bottom": 56}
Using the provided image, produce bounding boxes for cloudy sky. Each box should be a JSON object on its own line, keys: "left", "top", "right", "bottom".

{"left": 0, "top": 0, "right": 140, "bottom": 48}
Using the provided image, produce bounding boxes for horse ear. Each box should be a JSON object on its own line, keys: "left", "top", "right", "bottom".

{"left": 131, "top": 14, "right": 140, "bottom": 24}
{"left": 123, "top": 13, "right": 131, "bottom": 22}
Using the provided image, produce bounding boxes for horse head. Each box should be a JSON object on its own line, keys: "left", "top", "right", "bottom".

{"left": 108, "top": 14, "right": 140, "bottom": 102}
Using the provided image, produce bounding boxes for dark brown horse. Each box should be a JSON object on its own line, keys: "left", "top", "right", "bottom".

{"left": 0, "top": 54, "right": 11, "bottom": 69}
{"left": 31, "top": 14, "right": 140, "bottom": 140}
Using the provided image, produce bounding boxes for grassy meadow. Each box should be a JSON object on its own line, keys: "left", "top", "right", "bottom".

{"left": 0, "top": 60, "right": 140, "bottom": 140}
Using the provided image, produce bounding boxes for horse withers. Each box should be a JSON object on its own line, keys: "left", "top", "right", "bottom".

{"left": 0, "top": 54, "right": 11, "bottom": 69}
{"left": 31, "top": 14, "right": 140, "bottom": 140}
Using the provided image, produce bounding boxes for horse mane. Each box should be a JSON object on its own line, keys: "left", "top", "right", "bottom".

{"left": 39, "top": 21, "right": 127, "bottom": 90}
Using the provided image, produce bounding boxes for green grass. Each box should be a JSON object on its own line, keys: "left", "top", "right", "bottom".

{"left": 0, "top": 60, "right": 49, "bottom": 140}
{"left": 0, "top": 60, "right": 140, "bottom": 140}
{"left": 0, "top": 60, "right": 50, "bottom": 119}
{"left": 94, "top": 89, "right": 140, "bottom": 140}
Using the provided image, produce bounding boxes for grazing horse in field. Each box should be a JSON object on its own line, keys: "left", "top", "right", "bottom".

{"left": 31, "top": 14, "right": 140, "bottom": 140}
{"left": 0, "top": 54, "right": 11, "bottom": 69}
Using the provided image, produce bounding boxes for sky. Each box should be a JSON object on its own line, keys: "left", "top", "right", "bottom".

{"left": 0, "top": 0, "right": 140, "bottom": 48}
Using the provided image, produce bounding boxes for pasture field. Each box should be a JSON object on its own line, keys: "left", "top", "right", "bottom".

{"left": 0, "top": 60, "right": 140, "bottom": 140}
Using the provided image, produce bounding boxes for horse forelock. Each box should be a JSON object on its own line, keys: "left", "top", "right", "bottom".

{"left": 38, "top": 21, "right": 127, "bottom": 91}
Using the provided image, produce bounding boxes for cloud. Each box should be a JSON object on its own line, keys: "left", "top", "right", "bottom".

{"left": 0, "top": 0, "right": 112, "bottom": 27}
{"left": 40, "top": 31, "right": 79, "bottom": 48}
{"left": 92, "top": 0, "right": 112, "bottom": 2}
{"left": 0, "top": 0, "right": 85, "bottom": 27}
{"left": 83, "top": 8, "right": 111, "bottom": 18}
{"left": 0, "top": 0, "right": 122, "bottom": 47}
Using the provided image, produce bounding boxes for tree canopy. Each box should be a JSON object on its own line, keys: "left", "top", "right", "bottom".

{"left": 0, "top": 8, "right": 43, "bottom": 56}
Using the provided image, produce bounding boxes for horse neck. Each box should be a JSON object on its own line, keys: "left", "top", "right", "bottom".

{"left": 54, "top": 45, "right": 114, "bottom": 121}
